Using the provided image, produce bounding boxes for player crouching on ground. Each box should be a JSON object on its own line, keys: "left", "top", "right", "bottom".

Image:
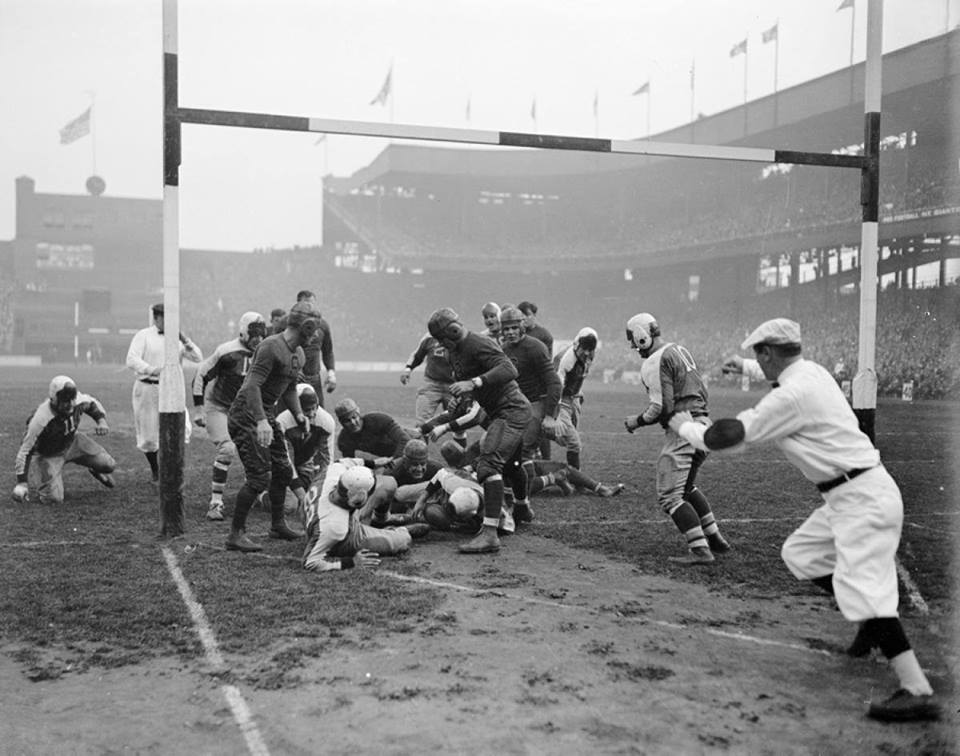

{"left": 13, "top": 376, "right": 115, "bottom": 505}
{"left": 275, "top": 383, "right": 336, "bottom": 522}
{"left": 409, "top": 440, "right": 515, "bottom": 535}
{"left": 623, "top": 312, "right": 729, "bottom": 564}
{"left": 373, "top": 439, "right": 444, "bottom": 524}
{"left": 302, "top": 460, "right": 428, "bottom": 572}
{"left": 670, "top": 317, "right": 941, "bottom": 722}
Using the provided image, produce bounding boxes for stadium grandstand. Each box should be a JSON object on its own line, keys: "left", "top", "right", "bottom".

{"left": 1, "top": 30, "right": 957, "bottom": 397}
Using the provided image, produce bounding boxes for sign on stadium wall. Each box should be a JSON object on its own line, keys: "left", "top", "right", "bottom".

{"left": 35, "top": 242, "right": 94, "bottom": 269}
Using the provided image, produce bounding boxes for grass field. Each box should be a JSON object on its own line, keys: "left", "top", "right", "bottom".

{"left": 1, "top": 364, "right": 957, "bottom": 754}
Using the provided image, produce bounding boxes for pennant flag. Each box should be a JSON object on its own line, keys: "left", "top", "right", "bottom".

{"left": 729, "top": 39, "right": 748, "bottom": 58}
{"left": 530, "top": 98, "right": 537, "bottom": 121}
{"left": 59, "top": 107, "right": 91, "bottom": 145}
{"left": 762, "top": 24, "right": 778, "bottom": 43}
{"left": 837, "top": 0, "right": 854, "bottom": 10}
{"left": 690, "top": 60, "right": 696, "bottom": 91}
{"left": 313, "top": 134, "right": 327, "bottom": 145}
{"left": 632, "top": 81, "right": 650, "bottom": 96}
{"left": 369, "top": 67, "right": 392, "bottom": 106}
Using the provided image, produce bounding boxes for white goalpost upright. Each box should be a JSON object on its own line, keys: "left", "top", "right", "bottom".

{"left": 158, "top": 0, "right": 885, "bottom": 535}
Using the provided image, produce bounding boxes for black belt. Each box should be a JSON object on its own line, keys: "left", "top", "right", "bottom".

{"left": 816, "top": 466, "right": 878, "bottom": 493}
{"left": 140, "top": 378, "right": 159, "bottom": 385}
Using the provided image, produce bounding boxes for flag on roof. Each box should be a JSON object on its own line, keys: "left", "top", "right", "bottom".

{"left": 369, "top": 67, "right": 392, "bottom": 106}
{"left": 59, "top": 107, "right": 91, "bottom": 145}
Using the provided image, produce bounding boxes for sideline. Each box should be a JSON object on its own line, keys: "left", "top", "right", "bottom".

{"left": 160, "top": 546, "right": 270, "bottom": 756}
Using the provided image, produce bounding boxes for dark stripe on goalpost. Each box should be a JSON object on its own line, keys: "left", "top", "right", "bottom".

{"left": 177, "top": 107, "right": 866, "bottom": 171}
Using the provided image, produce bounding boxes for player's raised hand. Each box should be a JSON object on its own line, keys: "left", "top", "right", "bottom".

{"left": 722, "top": 355, "right": 744, "bottom": 374}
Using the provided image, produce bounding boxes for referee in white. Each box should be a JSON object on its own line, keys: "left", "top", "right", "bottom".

{"left": 125, "top": 303, "right": 202, "bottom": 481}
{"left": 671, "top": 318, "right": 940, "bottom": 723}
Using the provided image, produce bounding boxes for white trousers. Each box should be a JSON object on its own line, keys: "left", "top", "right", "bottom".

{"left": 781, "top": 466, "right": 902, "bottom": 621}
{"left": 132, "top": 381, "right": 191, "bottom": 452}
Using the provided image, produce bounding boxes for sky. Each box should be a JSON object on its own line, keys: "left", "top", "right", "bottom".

{"left": 1, "top": 0, "right": 957, "bottom": 251}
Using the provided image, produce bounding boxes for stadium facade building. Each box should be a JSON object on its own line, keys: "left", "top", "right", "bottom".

{"left": 1, "top": 30, "right": 957, "bottom": 362}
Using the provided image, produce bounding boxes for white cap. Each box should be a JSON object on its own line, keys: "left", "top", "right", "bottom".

{"left": 741, "top": 318, "right": 802, "bottom": 351}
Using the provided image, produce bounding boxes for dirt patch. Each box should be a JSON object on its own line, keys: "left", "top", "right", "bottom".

{"left": 2, "top": 532, "right": 956, "bottom": 755}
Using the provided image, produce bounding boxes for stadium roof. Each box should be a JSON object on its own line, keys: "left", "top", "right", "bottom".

{"left": 327, "top": 29, "right": 958, "bottom": 192}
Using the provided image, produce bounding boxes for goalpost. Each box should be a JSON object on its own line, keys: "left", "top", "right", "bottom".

{"left": 157, "top": 0, "right": 885, "bottom": 535}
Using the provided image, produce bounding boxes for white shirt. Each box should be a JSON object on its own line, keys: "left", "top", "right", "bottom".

{"left": 303, "top": 459, "right": 365, "bottom": 571}
{"left": 126, "top": 325, "right": 202, "bottom": 380}
{"left": 679, "top": 358, "right": 879, "bottom": 484}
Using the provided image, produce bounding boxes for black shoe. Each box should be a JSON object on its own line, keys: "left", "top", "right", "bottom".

{"left": 269, "top": 521, "right": 303, "bottom": 540}
{"left": 225, "top": 530, "right": 263, "bottom": 552}
{"left": 867, "top": 689, "right": 941, "bottom": 722}
{"left": 458, "top": 528, "right": 501, "bottom": 554}
{"left": 514, "top": 502, "right": 535, "bottom": 523}
{"left": 707, "top": 533, "right": 731, "bottom": 554}
{"left": 846, "top": 622, "right": 875, "bottom": 657}
{"left": 90, "top": 470, "right": 115, "bottom": 488}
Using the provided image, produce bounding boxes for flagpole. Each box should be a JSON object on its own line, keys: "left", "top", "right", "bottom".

{"left": 773, "top": 25, "right": 780, "bottom": 126}
{"left": 743, "top": 41, "right": 749, "bottom": 136}
{"left": 593, "top": 89, "right": 599, "bottom": 138}
{"left": 646, "top": 92, "right": 651, "bottom": 140}
{"left": 390, "top": 60, "right": 395, "bottom": 124}
{"left": 689, "top": 59, "right": 696, "bottom": 124}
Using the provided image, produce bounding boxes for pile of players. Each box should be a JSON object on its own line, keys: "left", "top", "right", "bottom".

{"left": 10, "top": 295, "right": 942, "bottom": 722}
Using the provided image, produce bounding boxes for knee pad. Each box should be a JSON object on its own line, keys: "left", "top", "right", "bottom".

{"left": 215, "top": 439, "right": 237, "bottom": 464}
{"left": 475, "top": 458, "right": 500, "bottom": 482}
{"left": 662, "top": 498, "right": 685, "bottom": 517}
{"left": 655, "top": 455, "right": 681, "bottom": 500}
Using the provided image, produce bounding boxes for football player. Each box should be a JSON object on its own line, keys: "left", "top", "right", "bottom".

{"left": 548, "top": 326, "right": 599, "bottom": 470}
{"left": 623, "top": 312, "right": 729, "bottom": 564}
{"left": 13, "top": 376, "right": 115, "bottom": 505}
{"left": 225, "top": 301, "right": 316, "bottom": 552}
{"left": 499, "top": 305, "right": 562, "bottom": 522}
{"left": 302, "top": 461, "right": 426, "bottom": 572}
{"left": 426, "top": 306, "right": 531, "bottom": 553}
{"left": 192, "top": 311, "right": 266, "bottom": 521}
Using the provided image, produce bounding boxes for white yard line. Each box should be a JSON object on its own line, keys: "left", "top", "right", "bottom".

{"left": 381, "top": 570, "right": 834, "bottom": 657}
{"left": 160, "top": 546, "right": 270, "bottom": 756}
{"left": 895, "top": 556, "right": 930, "bottom": 617}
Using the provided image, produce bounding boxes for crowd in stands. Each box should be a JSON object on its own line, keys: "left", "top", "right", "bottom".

{"left": 591, "top": 284, "right": 960, "bottom": 401}
{"left": 173, "top": 241, "right": 960, "bottom": 402}
{"left": 326, "top": 140, "right": 956, "bottom": 264}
